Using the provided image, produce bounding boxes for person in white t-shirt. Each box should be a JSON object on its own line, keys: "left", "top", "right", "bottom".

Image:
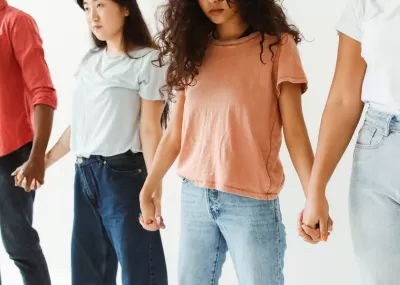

{"left": 298, "top": 0, "right": 400, "bottom": 284}
{"left": 12, "top": 0, "right": 169, "bottom": 284}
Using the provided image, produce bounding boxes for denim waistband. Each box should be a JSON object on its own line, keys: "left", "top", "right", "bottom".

{"left": 364, "top": 106, "right": 400, "bottom": 135}
{"left": 75, "top": 150, "right": 143, "bottom": 166}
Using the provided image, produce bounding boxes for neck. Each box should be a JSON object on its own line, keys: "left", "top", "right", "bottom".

{"left": 0, "top": 0, "right": 7, "bottom": 11}
{"left": 105, "top": 34, "right": 124, "bottom": 56}
{"left": 215, "top": 16, "right": 249, "bottom": 41}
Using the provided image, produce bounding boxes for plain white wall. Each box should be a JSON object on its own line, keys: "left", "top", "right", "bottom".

{"left": 1, "top": 0, "right": 360, "bottom": 284}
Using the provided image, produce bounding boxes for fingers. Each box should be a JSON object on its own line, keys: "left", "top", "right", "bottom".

{"left": 319, "top": 219, "right": 330, "bottom": 242}
{"left": 15, "top": 170, "right": 25, "bottom": 187}
{"left": 328, "top": 216, "right": 334, "bottom": 232}
{"left": 297, "top": 212, "right": 318, "bottom": 244}
{"left": 11, "top": 166, "right": 22, "bottom": 177}
{"left": 14, "top": 171, "right": 41, "bottom": 192}
{"left": 154, "top": 200, "right": 166, "bottom": 229}
{"left": 302, "top": 224, "right": 323, "bottom": 241}
{"left": 139, "top": 214, "right": 160, "bottom": 231}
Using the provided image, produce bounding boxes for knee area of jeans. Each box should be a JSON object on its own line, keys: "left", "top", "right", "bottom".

{"left": 4, "top": 242, "right": 43, "bottom": 257}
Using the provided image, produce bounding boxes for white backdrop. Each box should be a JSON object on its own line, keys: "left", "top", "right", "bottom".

{"left": 2, "top": 0, "right": 360, "bottom": 284}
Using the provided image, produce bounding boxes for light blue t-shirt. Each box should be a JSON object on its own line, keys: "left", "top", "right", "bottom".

{"left": 71, "top": 47, "right": 167, "bottom": 157}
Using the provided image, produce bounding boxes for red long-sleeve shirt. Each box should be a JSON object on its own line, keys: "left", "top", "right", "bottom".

{"left": 0, "top": 1, "right": 57, "bottom": 157}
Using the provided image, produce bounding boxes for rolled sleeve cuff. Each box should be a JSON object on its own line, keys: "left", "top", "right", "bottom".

{"left": 32, "top": 89, "right": 58, "bottom": 110}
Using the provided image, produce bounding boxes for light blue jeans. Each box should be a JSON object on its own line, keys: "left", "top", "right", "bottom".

{"left": 350, "top": 106, "right": 400, "bottom": 285}
{"left": 178, "top": 179, "right": 286, "bottom": 285}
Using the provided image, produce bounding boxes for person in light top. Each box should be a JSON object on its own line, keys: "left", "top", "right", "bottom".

{"left": 13, "top": 1, "right": 169, "bottom": 284}
{"left": 300, "top": 0, "right": 400, "bottom": 284}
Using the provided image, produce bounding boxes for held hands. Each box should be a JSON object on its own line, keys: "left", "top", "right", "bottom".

{"left": 11, "top": 155, "right": 47, "bottom": 192}
{"left": 298, "top": 193, "right": 333, "bottom": 244}
{"left": 139, "top": 186, "right": 166, "bottom": 231}
{"left": 11, "top": 154, "right": 50, "bottom": 192}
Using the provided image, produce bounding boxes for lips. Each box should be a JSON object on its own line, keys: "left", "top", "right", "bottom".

{"left": 209, "top": 9, "right": 224, "bottom": 14}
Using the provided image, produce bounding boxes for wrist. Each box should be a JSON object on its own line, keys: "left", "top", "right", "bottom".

{"left": 307, "top": 181, "right": 327, "bottom": 199}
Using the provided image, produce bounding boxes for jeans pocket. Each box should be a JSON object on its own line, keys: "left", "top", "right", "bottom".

{"left": 104, "top": 154, "right": 144, "bottom": 176}
{"left": 182, "top": 177, "right": 191, "bottom": 186}
{"left": 355, "top": 124, "right": 385, "bottom": 150}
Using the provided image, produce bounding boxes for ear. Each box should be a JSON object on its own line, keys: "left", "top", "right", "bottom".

{"left": 124, "top": 7, "right": 130, "bottom": 17}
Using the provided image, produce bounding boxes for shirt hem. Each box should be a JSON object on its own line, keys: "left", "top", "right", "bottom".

{"left": 178, "top": 174, "right": 282, "bottom": 201}
{"left": 0, "top": 136, "right": 33, "bottom": 157}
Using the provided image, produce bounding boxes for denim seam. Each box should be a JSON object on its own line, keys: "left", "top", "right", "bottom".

{"left": 274, "top": 199, "right": 283, "bottom": 284}
{"left": 205, "top": 189, "right": 216, "bottom": 220}
{"left": 149, "top": 243, "right": 156, "bottom": 285}
{"left": 210, "top": 234, "right": 223, "bottom": 285}
{"left": 77, "top": 165, "right": 97, "bottom": 203}
{"left": 264, "top": 108, "right": 278, "bottom": 195}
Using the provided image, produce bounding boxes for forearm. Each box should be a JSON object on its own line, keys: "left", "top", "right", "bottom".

{"left": 308, "top": 101, "right": 363, "bottom": 195}
{"left": 141, "top": 128, "right": 163, "bottom": 173}
{"left": 30, "top": 104, "right": 54, "bottom": 160}
{"left": 141, "top": 134, "right": 181, "bottom": 194}
{"left": 284, "top": 122, "right": 314, "bottom": 197}
{"left": 45, "top": 126, "right": 71, "bottom": 168}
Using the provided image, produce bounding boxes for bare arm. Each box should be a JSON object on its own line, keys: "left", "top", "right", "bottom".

{"left": 279, "top": 82, "right": 314, "bottom": 196}
{"left": 140, "top": 100, "right": 165, "bottom": 172}
{"left": 139, "top": 92, "right": 185, "bottom": 230}
{"left": 308, "top": 33, "right": 366, "bottom": 194}
{"left": 301, "top": 33, "right": 367, "bottom": 242}
{"left": 141, "top": 92, "right": 185, "bottom": 194}
{"left": 45, "top": 126, "right": 71, "bottom": 169}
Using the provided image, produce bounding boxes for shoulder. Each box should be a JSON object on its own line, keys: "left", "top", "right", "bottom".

{"left": 128, "top": 47, "right": 160, "bottom": 64}
{"left": 6, "top": 6, "right": 35, "bottom": 26}
{"left": 81, "top": 47, "right": 102, "bottom": 63}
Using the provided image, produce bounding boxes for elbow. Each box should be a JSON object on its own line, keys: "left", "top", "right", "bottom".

{"left": 32, "top": 89, "right": 58, "bottom": 110}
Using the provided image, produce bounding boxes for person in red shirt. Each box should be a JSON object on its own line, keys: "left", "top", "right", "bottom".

{"left": 0, "top": 1, "right": 56, "bottom": 284}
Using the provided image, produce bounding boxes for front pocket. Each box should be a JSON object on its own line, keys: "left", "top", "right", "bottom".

{"left": 104, "top": 156, "right": 144, "bottom": 176}
{"left": 355, "top": 124, "right": 385, "bottom": 149}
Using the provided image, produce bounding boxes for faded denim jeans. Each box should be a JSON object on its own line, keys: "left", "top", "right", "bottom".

{"left": 178, "top": 178, "right": 286, "bottom": 285}
{"left": 350, "top": 106, "right": 400, "bottom": 285}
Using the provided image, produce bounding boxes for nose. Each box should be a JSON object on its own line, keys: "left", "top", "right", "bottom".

{"left": 89, "top": 8, "right": 99, "bottom": 22}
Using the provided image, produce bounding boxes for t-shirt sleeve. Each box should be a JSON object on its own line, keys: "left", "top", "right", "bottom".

{"left": 336, "top": 0, "right": 362, "bottom": 42}
{"left": 138, "top": 49, "right": 168, "bottom": 101}
{"left": 274, "top": 35, "right": 308, "bottom": 97}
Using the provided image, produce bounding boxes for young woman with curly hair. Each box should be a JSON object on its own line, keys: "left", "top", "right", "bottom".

{"left": 139, "top": 0, "right": 318, "bottom": 284}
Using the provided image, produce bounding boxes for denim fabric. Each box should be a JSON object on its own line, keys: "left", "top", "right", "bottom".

{"left": 178, "top": 179, "right": 286, "bottom": 285}
{"left": 0, "top": 142, "right": 51, "bottom": 285}
{"left": 350, "top": 106, "right": 400, "bottom": 285}
{"left": 72, "top": 151, "right": 168, "bottom": 285}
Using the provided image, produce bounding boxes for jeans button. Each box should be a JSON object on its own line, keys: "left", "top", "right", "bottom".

{"left": 77, "top": 157, "right": 83, "bottom": 164}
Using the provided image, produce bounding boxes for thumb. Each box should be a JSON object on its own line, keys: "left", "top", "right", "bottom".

{"left": 319, "top": 218, "right": 330, "bottom": 242}
{"left": 154, "top": 199, "right": 164, "bottom": 228}
{"left": 11, "top": 166, "right": 22, "bottom": 176}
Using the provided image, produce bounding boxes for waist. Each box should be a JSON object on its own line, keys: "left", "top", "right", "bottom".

{"left": 364, "top": 106, "right": 400, "bottom": 134}
{"left": 76, "top": 150, "right": 143, "bottom": 166}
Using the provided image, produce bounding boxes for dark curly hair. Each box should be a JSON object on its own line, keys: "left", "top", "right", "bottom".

{"left": 156, "top": 0, "right": 302, "bottom": 101}
{"left": 76, "top": 0, "right": 169, "bottom": 127}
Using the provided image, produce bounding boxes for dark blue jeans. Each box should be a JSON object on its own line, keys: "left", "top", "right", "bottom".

{"left": 0, "top": 142, "right": 51, "bottom": 285}
{"left": 72, "top": 151, "right": 168, "bottom": 285}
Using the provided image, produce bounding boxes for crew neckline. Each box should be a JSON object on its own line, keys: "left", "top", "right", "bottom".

{"left": 211, "top": 32, "right": 260, "bottom": 46}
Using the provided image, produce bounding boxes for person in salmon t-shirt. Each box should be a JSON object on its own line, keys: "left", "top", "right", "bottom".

{"left": 0, "top": 0, "right": 57, "bottom": 284}
{"left": 138, "top": 0, "right": 332, "bottom": 284}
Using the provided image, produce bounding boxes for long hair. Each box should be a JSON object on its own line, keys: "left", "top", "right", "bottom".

{"left": 77, "top": 0, "right": 169, "bottom": 127}
{"left": 156, "top": 0, "right": 302, "bottom": 102}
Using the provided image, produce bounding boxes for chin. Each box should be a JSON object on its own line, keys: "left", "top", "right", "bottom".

{"left": 209, "top": 17, "right": 227, "bottom": 25}
{"left": 92, "top": 32, "right": 107, "bottom": 42}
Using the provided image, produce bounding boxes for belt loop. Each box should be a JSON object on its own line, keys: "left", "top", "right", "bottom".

{"left": 384, "top": 115, "right": 394, "bottom": 136}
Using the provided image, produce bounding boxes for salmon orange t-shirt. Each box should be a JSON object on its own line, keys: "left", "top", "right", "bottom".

{"left": 176, "top": 33, "right": 308, "bottom": 200}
